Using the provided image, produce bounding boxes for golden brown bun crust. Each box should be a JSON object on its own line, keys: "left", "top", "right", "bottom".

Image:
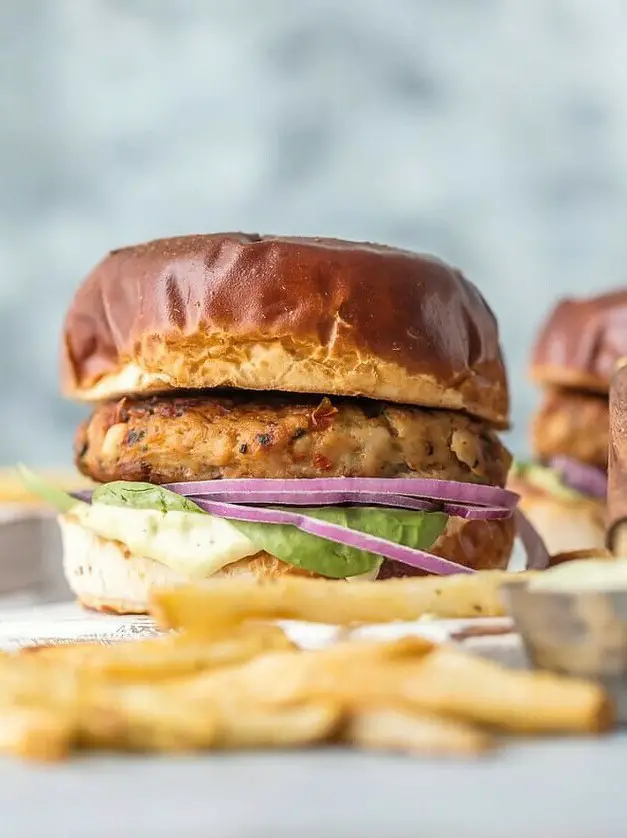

{"left": 531, "top": 388, "right": 609, "bottom": 469}
{"left": 507, "top": 475, "right": 606, "bottom": 556}
{"left": 531, "top": 288, "right": 627, "bottom": 393}
{"left": 61, "top": 234, "right": 508, "bottom": 425}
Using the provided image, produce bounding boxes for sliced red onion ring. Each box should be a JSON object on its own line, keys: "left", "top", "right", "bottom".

{"left": 185, "top": 490, "right": 439, "bottom": 512}
{"left": 183, "top": 490, "right": 511, "bottom": 520}
{"left": 514, "top": 509, "right": 550, "bottom": 570}
{"left": 190, "top": 496, "right": 474, "bottom": 576}
{"left": 164, "top": 477, "right": 519, "bottom": 510}
{"left": 419, "top": 501, "right": 509, "bottom": 520}
{"left": 549, "top": 456, "right": 607, "bottom": 500}
{"left": 71, "top": 490, "right": 93, "bottom": 503}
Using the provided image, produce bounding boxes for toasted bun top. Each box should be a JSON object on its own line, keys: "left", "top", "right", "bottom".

{"left": 61, "top": 234, "right": 508, "bottom": 424}
{"left": 531, "top": 288, "right": 627, "bottom": 393}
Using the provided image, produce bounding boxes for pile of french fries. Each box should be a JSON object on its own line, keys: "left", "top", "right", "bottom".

{"left": 0, "top": 574, "right": 614, "bottom": 762}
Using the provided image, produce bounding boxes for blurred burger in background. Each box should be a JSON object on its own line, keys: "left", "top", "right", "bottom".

{"left": 25, "top": 234, "right": 523, "bottom": 613}
{"left": 509, "top": 289, "right": 626, "bottom": 555}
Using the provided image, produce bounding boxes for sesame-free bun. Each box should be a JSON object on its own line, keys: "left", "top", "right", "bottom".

{"left": 507, "top": 475, "right": 606, "bottom": 556}
{"left": 531, "top": 289, "right": 627, "bottom": 394}
{"left": 59, "top": 512, "right": 513, "bottom": 614}
{"left": 59, "top": 516, "right": 318, "bottom": 614}
{"left": 61, "top": 234, "right": 509, "bottom": 425}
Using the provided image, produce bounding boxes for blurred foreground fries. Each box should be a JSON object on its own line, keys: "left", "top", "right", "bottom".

{"left": 0, "top": 575, "right": 614, "bottom": 762}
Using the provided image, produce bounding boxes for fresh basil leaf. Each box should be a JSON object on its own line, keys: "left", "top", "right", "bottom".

{"left": 230, "top": 507, "right": 447, "bottom": 578}
{"left": 92, "top": 481, "right": 204, "bottom": 514}
{"left": 17, "top": 464, "right": 80, "bottom": 513}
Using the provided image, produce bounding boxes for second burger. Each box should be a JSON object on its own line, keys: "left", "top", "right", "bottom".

{"left": 511, "top": 289, "right": 625, "bottom": 554}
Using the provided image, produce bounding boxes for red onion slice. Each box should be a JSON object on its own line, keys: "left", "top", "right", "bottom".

{"left": 514, "top": 509, "right": 550, "bottom": 570}
{"left": 429, "top": 502, "right": 510, "bottom": 521}
{"left": 71, "top": 490, "right": 93, "bottom": 503}
{"left": 185, "top": 490, "right": 439, "bottom": 512}
{"left": 190, "top": 496, "right": 474, "bottom": 576}
{"left": 165, "top": 477, "right": 519, "bottom": 510}
{"left": 549, "top": 456, "right": 607, "bottom": 500}
{"left": 183, "top": 490, "right": 511, "bottom": 520}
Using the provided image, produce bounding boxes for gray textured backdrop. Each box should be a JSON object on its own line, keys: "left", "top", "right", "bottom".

{"left": 2, "top": 0, "right": 627, "bottom": 467}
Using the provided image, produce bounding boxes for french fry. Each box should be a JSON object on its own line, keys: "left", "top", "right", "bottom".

{"left": 185, "top": 642, "right": 612, "bottom": 735}
{"left": 0, "top": 705, "right": 74, "bottom": 761}
{"left": 0, "top": 677, "right": 219, "bottom": 756}
{"left": 176, "top": 637, "right": 433, "bottom": 707}
{"left": 80, "top": 684, "right": 338, "bottom": 753}
{"left": 151, "top": 572, "right": 532, "bottom": 632}
{"left": 0, "top": 657, "right": 81, "bottom": 708}
{"left": 345, "top": 707, "right": 493, "bottom": 757}
{"left": 0, "top": 675, "right": 219, "bottom": 757}
{"left": 311, "top": 635, "right": 434, "bottom": 662}
{"left": 18, "top": 625, "right": 295, "bottom": 683}
{"left": 397, "top": 647, "right": 613, "bottom": 734}
{"left": 0, "top": 660, "right": 339, "bottom": 757}
{"left": 213, "top": 699, "right": 341, "bottom": 749}
{"left": 78, "top": 685, "right": 220, "bottom": 752}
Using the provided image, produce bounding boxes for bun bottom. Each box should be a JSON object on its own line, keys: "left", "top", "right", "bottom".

{"left": 59, "top": 517, "right": 317, "bottom": 615}
{"left": 509, "top": 478, "right": 606, "bottom": 556}
{"left": 60, "top": 512, "right": 515, "bottom": 614}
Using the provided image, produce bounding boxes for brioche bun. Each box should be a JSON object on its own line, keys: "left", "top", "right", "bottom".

{"left": 531, "top": 288, "right": 627, "bottom": 394}
{"left": 61, "top": 234, "right": 508, "bottom": 426}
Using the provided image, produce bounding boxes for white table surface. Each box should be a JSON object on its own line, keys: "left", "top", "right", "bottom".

{"left": 1, "top": 737, "right": 625, "bottom": 838}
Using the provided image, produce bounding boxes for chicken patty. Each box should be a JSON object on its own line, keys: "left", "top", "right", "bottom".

{"left": 75, "top": 392, "right": 511, "bottom": 487}
{"left": 531, "top": 388, "right": 608, "bottom": 469}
